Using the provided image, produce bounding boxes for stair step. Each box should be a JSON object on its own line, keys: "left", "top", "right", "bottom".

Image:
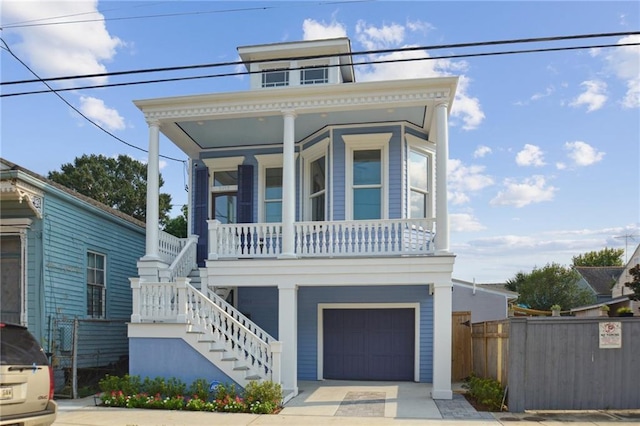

{"left": 245, "top": 374, "right": 261, "bottom": 381}
{"left": 221, "top": 356, "right": 238, "bottom": 362}
{"left": 233, "top": 366, "right": 250, "bottom": 371}
{"left": 209, "top": 348, "right": 226, "bottom": 353}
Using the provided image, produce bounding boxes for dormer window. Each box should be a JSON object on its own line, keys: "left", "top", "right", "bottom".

{"left": 301, "top": 66, "right": 328, "bottom": 85}
{"left": 262, "top": 69, "right": 289, "bottom": 87}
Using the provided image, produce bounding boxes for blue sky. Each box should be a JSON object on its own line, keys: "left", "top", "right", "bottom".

{"left": 2, "top": 1, "right": 639, "bottom": 283}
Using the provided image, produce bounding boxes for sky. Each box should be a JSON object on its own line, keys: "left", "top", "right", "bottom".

{"left": 1, "top": 1, "right": 639, "bottom": 283}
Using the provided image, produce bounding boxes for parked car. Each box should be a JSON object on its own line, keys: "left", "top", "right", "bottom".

{"left": 0, "top": 323, "right": 57, "bottom": 426}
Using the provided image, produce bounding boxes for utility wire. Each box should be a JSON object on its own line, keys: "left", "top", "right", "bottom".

{"left": 0, "top": 38, "right": 185, "bottom": 163}
{"left": 3, "top": 30, "right": 638, "bottom": 87}
{"left": 0, "top": 1, "right": 371, "bottom": 29}
{"left": 2, "top": 41, "right": 638, "bottom": 98}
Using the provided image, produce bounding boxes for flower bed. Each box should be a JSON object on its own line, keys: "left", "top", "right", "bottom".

{"left": 99, "top": 375, "right": 282, "bottom": 414}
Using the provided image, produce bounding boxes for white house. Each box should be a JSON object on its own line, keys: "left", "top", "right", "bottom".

{"left": 128, "top": 37, "right": 458, "bottom": 401}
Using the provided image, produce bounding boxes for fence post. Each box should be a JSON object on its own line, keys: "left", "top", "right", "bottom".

{"left": 72, "top": 318, "right": 78, "bottom": 399}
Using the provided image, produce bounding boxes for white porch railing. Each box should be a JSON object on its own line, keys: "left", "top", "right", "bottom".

{"left": 159, "top": 235, "right": 198, "bottom": 282}
{"left": 130, "top": 278, "right": 280, "bottom": 381}
{"left": 158, "top": 231, "right": 189, "bottom": 264}
{"left": 208, "top": 218, "right": 435, "bottom": 259}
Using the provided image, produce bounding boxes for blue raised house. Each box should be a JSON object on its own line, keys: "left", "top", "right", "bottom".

{"left": 0, "top": 158, "right": 145, "bottom": 392}
{"left": 129, "top": 37, "right": 458, "bottom": 401}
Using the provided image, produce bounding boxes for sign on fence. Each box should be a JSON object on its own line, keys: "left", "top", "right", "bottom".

{"left": 599, "top": 321, "right": 622, "bottom": 349}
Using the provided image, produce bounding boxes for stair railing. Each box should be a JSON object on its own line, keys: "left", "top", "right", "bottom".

{"left": 159, "top": 235, "right": 198, "bottom": 282}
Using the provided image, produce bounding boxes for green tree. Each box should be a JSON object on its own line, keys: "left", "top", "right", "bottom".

{"left": 505, "top": 263, "right": 595, "bottom": 310}
{"left": 624, "top": 264, "right": 640, "bottom": 301}
{"left": 48, "top": 154, "right": 172, "bottom": 225}
{"left": 572, "top": 247, "right": 624, "bottom": 266}
{"left": 163, "top": 205, "right": 188, "bottom": 238}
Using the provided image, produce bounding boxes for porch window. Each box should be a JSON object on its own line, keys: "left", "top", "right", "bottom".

{"left": 301, "top": 66, "right": 328, "bottom": 85}
{"left": 409, "top": 149, "right": 430, "bottom": 218}
{"left": 343, "top": 133, "right": 391, "bottom": 220}
{"left": 212, "top": 170, "right": 237, "bottom": 224}
{"left": 87, "top": 251, "right": 106, "bottom": 319}
{"left": 262, "top": 69, "right": 289, "bottom": 87}
{"left": 264, "top": 167, "right": 283, "bottom": 222}
{"left": 309, "top": 156, "right": 326, "bottom": 221}
{"left": 353, "top": 150, "right": 382, "bottom": 220}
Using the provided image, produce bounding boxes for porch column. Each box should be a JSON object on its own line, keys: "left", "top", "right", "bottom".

{"left": 143, "top": 119, "right": 161, "bottom": 261}
{"left": 432, "top": 279, "right": 453, "bottom": 399}
{"left": 434, "top": 102, "right": 450, "bottom": 254}
{"left": 278, "top": 283, "right": 298, "bottom": 396}
{"left": 280, "top": 109, "right": 297, "bottom": 258}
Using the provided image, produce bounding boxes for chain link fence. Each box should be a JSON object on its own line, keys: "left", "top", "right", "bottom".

{"left": 48, "top": 317, "right": 129, "bottom": 398}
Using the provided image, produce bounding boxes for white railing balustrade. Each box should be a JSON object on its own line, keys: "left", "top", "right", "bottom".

{"left": 208, "top": 218, "right": 434, "bottom": 258}
{"left": 130, "top": 278, "right": 278, "bottom": 381}
{"left": 158, "top": 231, "right": 189, "bottom": 264}
{"left": 160, "top": 236, "right": 198, "bottom": 282}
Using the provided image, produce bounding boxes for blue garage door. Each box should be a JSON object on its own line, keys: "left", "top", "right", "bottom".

{"left": 323, "top": 308, "right": 414, "bottom": 381}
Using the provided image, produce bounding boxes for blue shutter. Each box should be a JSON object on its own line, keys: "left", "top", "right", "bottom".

{"left": 194, "top": 167, "right": 209, "bottom": 267}
{"left": 237, "top": 165, "right": 253, "bottom": 223}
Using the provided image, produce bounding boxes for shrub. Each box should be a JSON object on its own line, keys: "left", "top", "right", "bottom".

{"left": 244, "top": 380, "right": 282, "bottom": 414}
{"left": 463, "top": 375, "right": 505, "bottom": 411}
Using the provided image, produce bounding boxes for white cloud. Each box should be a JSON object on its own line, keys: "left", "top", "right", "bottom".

{"left": 448, "top": 159, "right": 494, "bottom": 205}
{"left": 490, "top": 175, "right": 556, "bottom": 208}
{"left": 570, "top": 80, "right": 608, "bottom": 112}
{"left": 556, "top": 162, "right": 567, "bottom": 170}
{"left": 302, "top": 18, "right": 347, "bottom": 40}
{"left": 79, "top": 96, "right": 125, "bottom": 131}
{"left": 564, "top": 141, "right": 605, "bottom": 166}
{"left": 473, "top": 145, "right": 492, "bottom": 158}
{"left": 516, "top": 144, "right": 546, "bottom": 167}
{"left": 2, "top": 1, "right": 123, "bottom": 87}
{"left": 451, "top": 213, "right": 486, "bottom": 232}
{"left": 531, "top": 85, "right": 555, "bottom": 101}
{"left": 604, "top": 35, "right": 640, "bottom": 108}
{"left": 356, "top": 20, "right": 405, "bottom": 50}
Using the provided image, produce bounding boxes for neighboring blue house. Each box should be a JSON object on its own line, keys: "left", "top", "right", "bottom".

{"left": 574, "top": 266, "right": 623, "bottom": 304}
{"left": 0, "top": 158, "right": 145, "bottom": 387}
{"left": 452, "top": 279, "right": 518, "bottom": 323}
{"left": 129, "top": 37, "right": 458, "bottom": 401}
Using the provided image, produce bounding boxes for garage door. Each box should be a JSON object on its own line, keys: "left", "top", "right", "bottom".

{"left": 323, "top": 308, "right": 414, "bottom": 381}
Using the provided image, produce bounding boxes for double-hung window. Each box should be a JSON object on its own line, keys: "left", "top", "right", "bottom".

{"left": 309, "top": 156, "right": 326, "bottom": 221}
{"left": 409, "top": 149, "right": 430, "bottom": 218}
{"left": 212, "top": 170, "right": 238, "bottom": 224}
{"left": 87, "top": 251, "right": 106, "bottom": 318}
{"left": 256, "top": 154, "right": 284, "bottom": 223}
{"left": 344, "top": 133, "right": 391, "bottom": 220}
{"left": 301, "top": 66, "right": 328, "bottom": 85}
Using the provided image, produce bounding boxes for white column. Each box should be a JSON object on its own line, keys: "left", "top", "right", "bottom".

{"left": 143, "top": 119, "right": 161, "bottom": 260}
{"left": 278, "top": 283, "right": 298, "bottom": 396}
{"left": 434, "top": 103, "right": 450, "bottom": 254}
{"left": 432, "top": 279, "right": 453, "bottom": 399}
{"left": 280, "top": 109, "right": 297, "bottom": 258}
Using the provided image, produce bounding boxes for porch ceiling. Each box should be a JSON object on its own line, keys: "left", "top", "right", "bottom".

{"left": 135, "top": 76, "right": 458, "bottom": 158}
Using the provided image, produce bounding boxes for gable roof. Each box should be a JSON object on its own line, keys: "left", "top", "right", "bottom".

{"left": 574, "top": 266, "right": 625, "bottom": 295}
{"left": 452, "top": 278, "right": 518, "bottom": 299}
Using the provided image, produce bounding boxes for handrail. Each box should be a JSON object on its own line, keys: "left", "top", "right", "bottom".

{"left": 158, "top": 231, "right": 188, "bottom": 264}
{"left": 163, "top": 236, "right": 198, "bottom": 282}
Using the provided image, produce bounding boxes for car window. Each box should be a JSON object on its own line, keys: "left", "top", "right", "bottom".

{"left": 0, "top": 324, "right": 48, "bottom": 365}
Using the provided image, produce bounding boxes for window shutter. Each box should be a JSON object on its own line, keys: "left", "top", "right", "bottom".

{"left": 237, "top": 164, "right": 254, "bottom": 223}
{"left": 194, "top": 167, "right": 209, "bottom": 267}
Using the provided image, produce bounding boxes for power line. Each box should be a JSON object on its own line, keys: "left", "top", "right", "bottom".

{"left": 0, "top": 38, "right": 185, "bottom": 164}
{"left": 3, "top": 31, "right": 638, "bottom": 87}
{"left": 2, "top": 41, "right": 638, "bottom": 98}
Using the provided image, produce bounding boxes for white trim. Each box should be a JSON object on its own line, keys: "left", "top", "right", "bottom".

{"left": 87, "top": 250, "right": 107, "bottom": 319}
{"left": 316, "top": 302, "right": 421, "bottom": 382}
{"left": 343, "top": 133, "right": 391, "bottom": 220}
{"left": 301, "top": 138, "right": 329, "bottom": 221}
{"left": 406, "top": 134, "right": 435, "bottom": 220}
{"left": 204, "top": 157, "right": 245, "bottom": 221}
{"left": 256, "top": 153, "right": 284, "bottom": 222}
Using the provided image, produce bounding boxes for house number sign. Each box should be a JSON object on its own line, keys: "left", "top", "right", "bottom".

{"left": 599, "top": 321, "right": 622, "bottom": 349}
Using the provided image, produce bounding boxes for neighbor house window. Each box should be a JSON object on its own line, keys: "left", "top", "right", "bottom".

{"left": 409, "top": 149, "right": 430, "bottom": 218}
{"left": 262, "top": 69, "right": 289, "bottom": 87}
{"left": 301, "top": 66, "right": 328, "bottom": 85}
{"left": 87, "top": 252, "right": 106, "bottom": 318}
{"left": 343, "top": 133, "right": 391, "bottom": 220}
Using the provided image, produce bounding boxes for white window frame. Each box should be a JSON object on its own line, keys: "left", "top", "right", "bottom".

{"left": 300, "top": 66, "right": 329, "bottom": 85}
{"left": 87, "top": 251, "right": 106, "bottom": 319}
{"left": 302, "top": 138, "right": 329, "bottom": 221}
{"left": 203, "top": 157, "right": 244, "bottom": 221}
{"left": 261, "top": 65, "right": 290, "bottom": 88}
{"left": 406, "top": 134, "right": 435, "bottom": 219}
{"left": 255, "top": 154, "right": 283, "bottom": 223}
{"left": 343, "top": 133, "right": 391, "bottom": 220}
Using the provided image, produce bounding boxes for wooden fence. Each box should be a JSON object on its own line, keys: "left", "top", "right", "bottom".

{"left": 471, "top": 319, "right": 509, "bottom": 384}
{"left": 451, "top": 312, "right": 472, "bottom": 381}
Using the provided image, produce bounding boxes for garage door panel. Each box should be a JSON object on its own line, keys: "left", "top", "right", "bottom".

{"left": 323, "top": 308, "right": 414, "bottom": 381}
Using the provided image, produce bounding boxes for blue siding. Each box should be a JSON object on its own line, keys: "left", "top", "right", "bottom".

{"left": 237, "top": 287, "right": 279, "bottom": 338}
{"left": 297, "top": 285, "right": 433, "bottom": 382}
{"left": 130, "top": 338, "right": 239, "bottom": 388}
